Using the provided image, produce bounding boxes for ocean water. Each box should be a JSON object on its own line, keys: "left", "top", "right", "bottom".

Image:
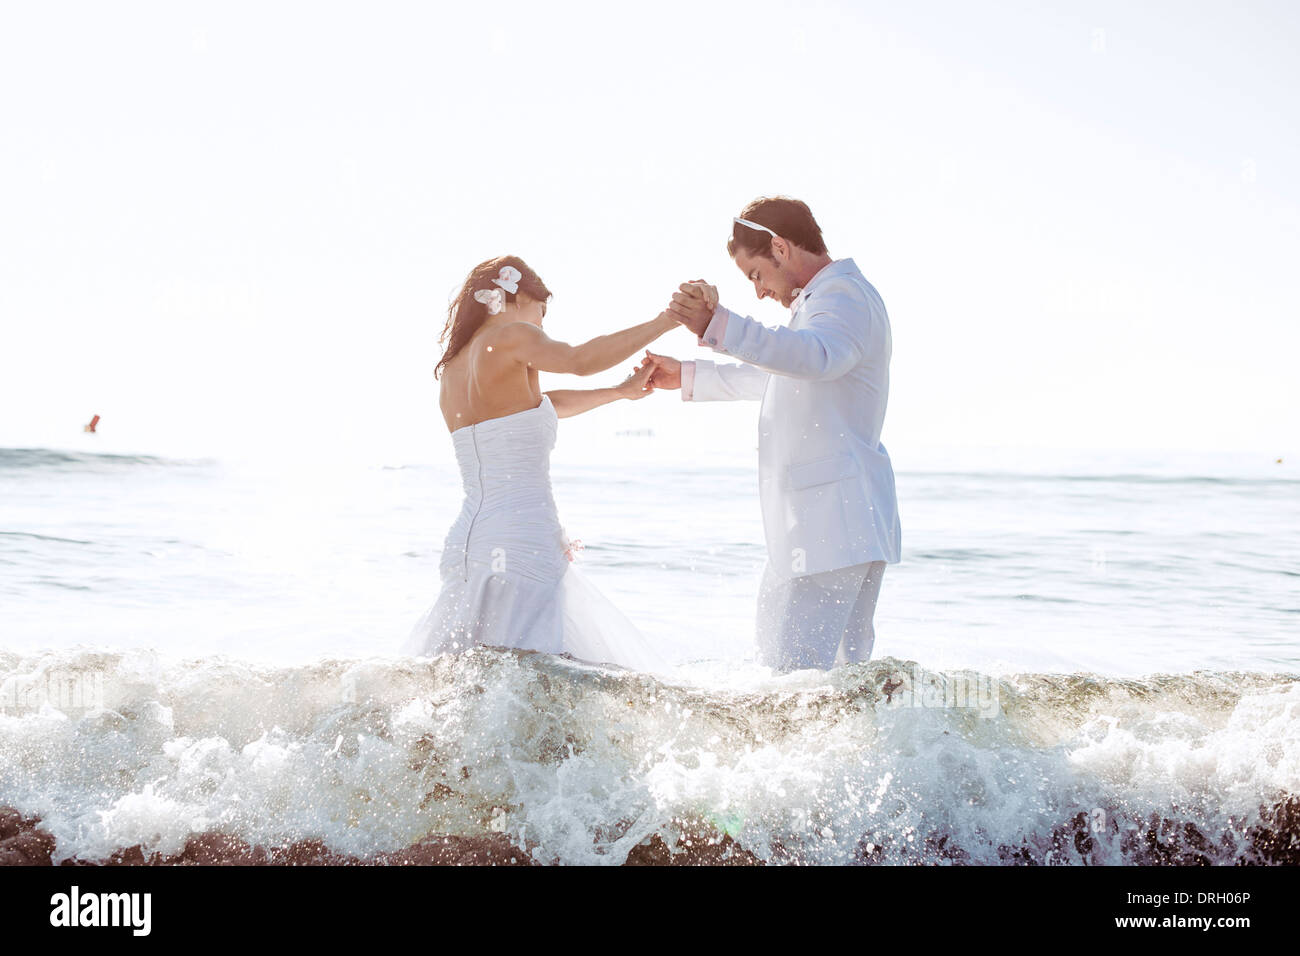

{"left": 1, "top": 442, "right": 1297, "bottom": 864}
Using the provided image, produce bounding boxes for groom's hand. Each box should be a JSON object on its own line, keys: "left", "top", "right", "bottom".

{"left": 667, "top": 280, "right": 717, "bottom": 337}
{"left": 685, "top": 279, "right": 719, "bottom": 312}
{"left": 641, "top": 350, "right": 681, "bottom": 390}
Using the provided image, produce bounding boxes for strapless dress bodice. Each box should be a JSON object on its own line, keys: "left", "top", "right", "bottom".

{"left": 441, "top": 394, "right": 569, "bottom": 584}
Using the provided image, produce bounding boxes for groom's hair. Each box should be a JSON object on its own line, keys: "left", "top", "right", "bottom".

{"left": 727, "top": 196, "right": 827, "bottom": 260}
{"left": 435, "top": 255, "right": 552, "bottom": 379}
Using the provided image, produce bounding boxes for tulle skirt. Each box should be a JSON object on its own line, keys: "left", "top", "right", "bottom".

{"left": 402, "top": 561, "right": 667, "bottom": 675}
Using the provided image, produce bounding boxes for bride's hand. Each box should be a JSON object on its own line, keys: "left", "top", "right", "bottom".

{"left": 616, "top": 361, "right": 656, "bottom": 400}
{"left": 641, "top": 350, "right": 681, "bottom": 390}
{"left": 683, "top": 279, "right": 719, "bottom": 312}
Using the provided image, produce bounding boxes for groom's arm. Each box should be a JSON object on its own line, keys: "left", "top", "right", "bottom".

{"left": 698, "top": 287, "right": 873, "bottom": 381}
{"left": 680, "top": 359, "right": 770, "bottom": 402}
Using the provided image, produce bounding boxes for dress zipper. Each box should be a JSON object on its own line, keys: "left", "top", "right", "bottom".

{"left": 462, "top": 425, "right": 484, "bottom": 582}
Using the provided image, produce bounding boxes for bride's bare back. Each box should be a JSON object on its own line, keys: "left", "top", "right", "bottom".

{"left": 438, "top": 323, "right": 543, "bottom": 433}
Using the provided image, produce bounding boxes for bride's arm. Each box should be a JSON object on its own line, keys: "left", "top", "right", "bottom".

{"left": 495, "top": 312, "right": 676, "bottom": 376}
{"left": 545, "top": 363, "right": 656, "bottom": 418}
{"left": 544, "top": 387, "right": 622, "bottom": 419}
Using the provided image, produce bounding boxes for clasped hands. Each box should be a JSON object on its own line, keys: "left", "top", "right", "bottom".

{"left": 621, "top": 280, "right": 718, "bottom": 397}
{"left": 667, "top": 279, "right": 720, "bottom": 336}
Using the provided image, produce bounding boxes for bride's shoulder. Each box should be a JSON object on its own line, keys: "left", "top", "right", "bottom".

{"left": 484, "top": 321, "right": 544, "bottom": 351}
{"left": 491, "top": 320, "right": 542, "bottom": 338}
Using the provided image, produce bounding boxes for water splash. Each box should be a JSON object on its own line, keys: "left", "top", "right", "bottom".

{"left": 1, "top": 647, "right": 1295, "bottom": 865}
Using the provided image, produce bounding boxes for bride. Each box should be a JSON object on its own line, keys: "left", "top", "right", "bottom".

{"left": 401, "top": 255, "right": 676, "bottom": 672}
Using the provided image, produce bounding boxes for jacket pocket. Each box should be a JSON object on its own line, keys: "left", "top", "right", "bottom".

{"left": 787, "top": 452, "right": 859, "bottom": 490}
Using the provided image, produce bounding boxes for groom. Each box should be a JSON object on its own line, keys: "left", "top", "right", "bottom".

{"left": 644, "top": 196, "right": 901, "bottom": 672}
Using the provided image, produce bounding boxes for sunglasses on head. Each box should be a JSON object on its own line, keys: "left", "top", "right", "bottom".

{"left": 733, "top": 217, "right": 778, "bottom": 238}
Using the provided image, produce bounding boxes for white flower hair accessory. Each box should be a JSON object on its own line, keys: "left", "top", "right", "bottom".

{"left": 492, "top": 265, "right": 522, "bottom": 294}
{"left": 474, "top": 287, "right": 505, "bottom": 314}
{"left": 472, "top": 266, "right": 523, "bottom": 315}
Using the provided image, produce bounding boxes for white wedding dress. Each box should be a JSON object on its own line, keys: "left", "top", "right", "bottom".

{"left": 402, "top": 394, "right": 666, "bottom": 673}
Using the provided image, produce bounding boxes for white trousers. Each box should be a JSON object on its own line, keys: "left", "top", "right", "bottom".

{"left": 756, "top": 560, "right": 887, "bottom": 672}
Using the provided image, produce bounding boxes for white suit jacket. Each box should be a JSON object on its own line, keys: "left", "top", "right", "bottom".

{"left": 682, "top": 258, "right": 901, "bottom": 581}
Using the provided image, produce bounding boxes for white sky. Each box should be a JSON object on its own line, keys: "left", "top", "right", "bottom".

{"left": 2, "top": 0, "right": 1297, "bottom": 468}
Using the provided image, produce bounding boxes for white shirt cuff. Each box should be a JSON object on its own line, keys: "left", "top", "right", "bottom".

{"left": 697, "top": 305, "right": 730, "bottom": 352}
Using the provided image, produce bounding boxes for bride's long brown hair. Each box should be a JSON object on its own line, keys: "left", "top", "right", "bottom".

{"left": 434, "top": 255, "right": 552, "bottom": 379}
